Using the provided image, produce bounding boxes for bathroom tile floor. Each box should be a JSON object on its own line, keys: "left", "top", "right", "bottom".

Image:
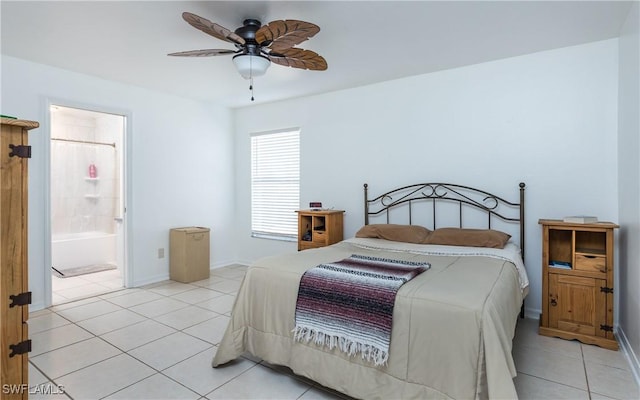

{"left": 52, "top": 268, "right": 123, "bottom": 304}
{"left": 31, "top": 265, "right": 639, "bottom": 399}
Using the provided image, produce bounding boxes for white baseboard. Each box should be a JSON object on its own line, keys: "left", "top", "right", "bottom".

{"left": 30, "top": 301, "right": 46, "bottom": 312}
{"left": 131, "top": 273, "right": 170, "bottom": 288}
{"left": 617, "top": 326, "right": 640, "bottom": 388}
{"left": 131, "top": 261, "right": 245, "bottom": 287}
{"left": 524, "top": 306, "right": 541, "bottom": 320}
{"left": 210, "top": 260, "right": 246, "bottom": 270}
{"left": 233, "top": 259, "right": 253, "bottom": 267}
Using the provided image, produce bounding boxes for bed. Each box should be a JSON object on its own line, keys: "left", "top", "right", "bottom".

{"left": 213, "top": 182, "right": 528, "bottom": 399}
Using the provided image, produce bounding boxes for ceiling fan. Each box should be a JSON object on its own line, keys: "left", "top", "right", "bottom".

{"left": 169, "top": 12, "right": 328, "bottom": 101}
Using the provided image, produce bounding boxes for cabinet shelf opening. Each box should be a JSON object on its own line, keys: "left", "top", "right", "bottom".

{"left": 575, "top": 248, "right": 606, "bottom": 256}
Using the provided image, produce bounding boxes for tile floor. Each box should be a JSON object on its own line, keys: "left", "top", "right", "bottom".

{"left": 29, "top": 265, "right": 639, "bottom": 399}
{"left": 52, "top": 268, "right": 123, "bottom": 304}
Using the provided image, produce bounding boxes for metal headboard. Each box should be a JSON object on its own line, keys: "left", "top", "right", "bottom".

{"left": 364, "top": 182, "right": 526, "bottom": 258}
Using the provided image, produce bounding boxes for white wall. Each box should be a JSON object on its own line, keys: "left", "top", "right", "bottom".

{"left": 617, "top": 1, "right": 640, "bottom": 380}
{"left": 234, "top": 39, "right": 620, "bottom": 319}
{"left": 1, "top": 56, "right": 235, "bottom": 310}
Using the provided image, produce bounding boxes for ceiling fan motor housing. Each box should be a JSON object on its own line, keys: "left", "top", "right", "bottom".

{"left": 235, "top": 20, "right": 262, "bottom": 43}
{"left": 235, "top": 19, "right": 269, "bottom": 56}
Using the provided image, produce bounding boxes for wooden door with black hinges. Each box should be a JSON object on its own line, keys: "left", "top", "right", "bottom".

{"left": 1, "top": 118, "right": 38, "bottom": 399}
{"left": 548, "top": 273, "right": 607, "bottom": 337}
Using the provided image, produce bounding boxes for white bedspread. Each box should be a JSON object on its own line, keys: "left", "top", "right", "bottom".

{"left": 213, "top": 238, "right": 527, "bottom": 399}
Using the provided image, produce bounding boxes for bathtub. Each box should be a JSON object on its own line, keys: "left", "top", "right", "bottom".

{"left": 52, "top": 231, "right": 117, "bottom": 271}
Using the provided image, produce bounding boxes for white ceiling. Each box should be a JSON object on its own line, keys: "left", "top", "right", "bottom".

{"left": 1, "top": 1, "right": 633, "bottom": 108}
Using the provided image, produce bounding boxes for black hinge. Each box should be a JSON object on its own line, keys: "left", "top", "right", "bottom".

{"left": 9, "top": 340, "right": 31, "bottom": 357}
{"left": 600, "top": 287, "right": 614, "bottom": 294}
{"left": 9, "top": 291, "right": 32, "bottom": 307}
{"left": 8, "top": 144, "right": 32, "bottom": 158}
{"left": 600, "top": 324, "right": 613, "bottom": 332}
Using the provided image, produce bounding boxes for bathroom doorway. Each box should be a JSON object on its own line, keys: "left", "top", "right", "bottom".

{"left": 49, "top": 105, "right": 127, "bottom": 304}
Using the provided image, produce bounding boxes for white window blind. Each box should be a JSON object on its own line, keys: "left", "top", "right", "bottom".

{"left": 251, "top": 129, "right": 300, "bottom": 240}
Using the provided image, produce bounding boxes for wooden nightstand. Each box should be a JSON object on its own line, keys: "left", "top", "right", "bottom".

{"left": 296, "top": 210, "right": 344, "bottom": 251}
{"left": 538, "top": 219, "right": 619, "bottom": 350}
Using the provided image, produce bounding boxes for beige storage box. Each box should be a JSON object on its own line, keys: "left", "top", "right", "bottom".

{"left": 170, "top": 227, "right": 210, "bottom": 283}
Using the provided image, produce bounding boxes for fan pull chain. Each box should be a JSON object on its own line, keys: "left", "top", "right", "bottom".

{"left": 249, "top": 55, "right": 255, "bottom": 101}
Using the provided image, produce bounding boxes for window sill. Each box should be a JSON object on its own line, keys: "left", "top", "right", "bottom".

{"left": 251, "top": 232, "right": 296, "bottom": 242}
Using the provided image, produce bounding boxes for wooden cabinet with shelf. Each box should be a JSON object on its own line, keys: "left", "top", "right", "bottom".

{"left": 538, "top": 219, "right": 619, "bottom": 350}
{"left": 297, "top": 210, "right": 344, "bottom": 251}
{"left": 1, "top": 117, "right": 38, "bottom": 399}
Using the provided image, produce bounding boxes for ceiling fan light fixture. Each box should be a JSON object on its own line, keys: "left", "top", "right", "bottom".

{"left": 232, "top": 54, "right": 271, "bottom": 79}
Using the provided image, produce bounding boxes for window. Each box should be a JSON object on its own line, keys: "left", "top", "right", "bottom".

{"left": 251, "top": 129, "right": 300, "bottom": 240}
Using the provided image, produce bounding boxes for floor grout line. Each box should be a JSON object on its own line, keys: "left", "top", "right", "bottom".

{"left": 581, "top": 344, "right": 593, "bottom": 399}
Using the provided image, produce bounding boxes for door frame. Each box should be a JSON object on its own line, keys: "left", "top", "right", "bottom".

{"left": 43, "top": 98, "right": 133, "bottom": 307}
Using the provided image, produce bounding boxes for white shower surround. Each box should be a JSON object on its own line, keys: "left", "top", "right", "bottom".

{"left": 50, "top": 108, "right": 123, "bottom": 270}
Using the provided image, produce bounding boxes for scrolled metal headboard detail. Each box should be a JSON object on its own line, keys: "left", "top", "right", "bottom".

{"left": 364, "top": 182, "right": 526, "bottom": 258}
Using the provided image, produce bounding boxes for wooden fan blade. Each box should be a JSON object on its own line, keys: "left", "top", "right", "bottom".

{"left": 268, "top": 48, "right": 327, "bottom": 71}
{"left": 255, "top": 20, "right": 319, "bottom": 51}
{"left": 168, "top": 49, "right": 237, "bottom": 57}
{"left": 182, "top": 12, "right": 246, "bottom": 45}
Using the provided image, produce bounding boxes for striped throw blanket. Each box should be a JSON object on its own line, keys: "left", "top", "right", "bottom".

{"left": 293, "top": 254, "right": 430, "bottom": 366}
